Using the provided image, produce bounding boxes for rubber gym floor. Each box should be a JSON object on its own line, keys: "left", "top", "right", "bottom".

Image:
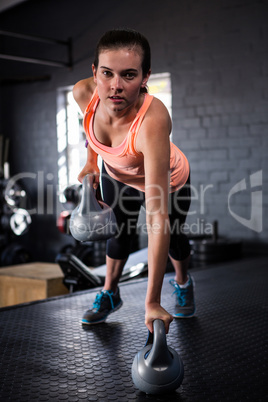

{"left": 0, "top": 255, "right": 267, "bottom": 401}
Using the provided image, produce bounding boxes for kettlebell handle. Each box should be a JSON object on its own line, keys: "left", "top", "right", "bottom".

{"left": 145, "top": 320, "right": 173, "bottom": 367}
{"left": 145, "top": 319, "right": 166, "bottom": 346}
{"left": 86, "top": 173, "right": 96, "bottom": 189}
{"left": 80, "top": 174, "right": 101, "bottom": 215}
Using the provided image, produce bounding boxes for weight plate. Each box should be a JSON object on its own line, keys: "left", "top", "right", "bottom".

{"left": 10, "top": 208, "right": 32, "bottom": 236}
{"left": 1, "top": 243, "right": 31, "bottom": 266}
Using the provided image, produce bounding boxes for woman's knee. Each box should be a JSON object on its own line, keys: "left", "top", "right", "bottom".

{"left": 106, "top": 235, "right": 133, "bottom": 260}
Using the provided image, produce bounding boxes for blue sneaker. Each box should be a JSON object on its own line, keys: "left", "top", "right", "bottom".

{"left": 169, "top": 275, "right": 195, "bottom": 318}
{"left": 82, "top": 288, "right": 123, "bottom": 325}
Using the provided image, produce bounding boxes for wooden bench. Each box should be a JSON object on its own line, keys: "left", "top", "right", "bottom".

{"left": 0, "top": 262, "right": 69, "bottom": 308}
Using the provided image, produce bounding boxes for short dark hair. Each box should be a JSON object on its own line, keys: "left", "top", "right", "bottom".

{"left": 93, "top": 29, "right": 151, "bottom": 93}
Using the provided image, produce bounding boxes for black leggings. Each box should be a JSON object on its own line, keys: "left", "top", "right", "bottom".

{"left": 101, "top": 163, "right": 191, "bottom": 261}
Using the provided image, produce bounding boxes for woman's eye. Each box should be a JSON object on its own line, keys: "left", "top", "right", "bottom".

{"left": 125, "top": 73, "right": 135, "bottom": 79}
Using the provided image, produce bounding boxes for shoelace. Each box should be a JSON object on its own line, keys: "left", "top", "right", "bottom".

{"left": 93, "top": 290, "right": 115, "bottom": 311}
{"left": 169, "top": 279, "right": 188, "bottom": 307}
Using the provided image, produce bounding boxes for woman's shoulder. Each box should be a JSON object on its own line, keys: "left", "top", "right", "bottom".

{"left": 136, "top": 95, "right": 172, "bottom": 153}
{"left": 144, "top": 95, "right": 172, "bottom": 130}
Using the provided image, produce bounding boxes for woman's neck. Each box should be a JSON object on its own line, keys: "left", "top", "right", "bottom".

{"left": 98, "top": 93, "right": 145, "bottom": 126}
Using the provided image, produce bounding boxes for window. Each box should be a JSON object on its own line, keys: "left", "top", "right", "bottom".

{"left": 147, "top": 72, "right": 172, "bottom": 120}
{"left": 56, "top": 73, "right": 172, "bottom": 201}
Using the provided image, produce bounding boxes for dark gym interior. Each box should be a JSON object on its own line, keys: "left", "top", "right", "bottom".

{"left": 0, "top": 0, "right": 267, "bottom": 400}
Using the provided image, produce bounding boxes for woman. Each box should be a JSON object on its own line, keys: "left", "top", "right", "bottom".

{"left": 73, "top": 29, "right": 195, "bottom": 333}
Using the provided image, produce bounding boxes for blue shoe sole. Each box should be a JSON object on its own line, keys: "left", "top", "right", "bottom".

{"left": 173, "top": 310, "right": 196, "bottom": 318}
{"left": 81, "top": 300, "right": 123, "bottom": 325}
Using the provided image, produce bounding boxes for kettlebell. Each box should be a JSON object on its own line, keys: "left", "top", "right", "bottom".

{"left": 69, "top": 174, "right": 117, "bottom": 242}
{"left": 132, "top": 319, "right": 184, "bottom": 394}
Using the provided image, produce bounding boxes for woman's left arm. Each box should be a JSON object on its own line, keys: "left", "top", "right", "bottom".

{"left": 137, "top": 98, "right": 174, "bottom": 334}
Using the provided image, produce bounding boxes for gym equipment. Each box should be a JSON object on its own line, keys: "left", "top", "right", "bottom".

{"left": 56, "top": 247, "right": 148, "bottom": 292}
{"left": 0, "top": 243, "right": 31, "bottom": 266}
{"left": 190, "top": 220, "right": 242, "bottom": 263}
{"left": 4, "top": 180, "right": 27, "bottom": 208}
{"left": 57, "top": 179, "right": 110, "bottom": 271}
{"left": 10, "top": 208, "right": 31, "bottom": 236}
{"left": 57, "top": 253, "right": 103, "bottom": 291}
{"left": 70, "top": 174, "right": 117, "bottom": 242}
{"left": 59, "top": 241, "right": 106, "bottom": 268}
{"left": 57, "top": 210, "right": 71, "bottom": 234}
{"left": 0, "top": 135, "right": 32, "bottom": 266}
{"left": 132, "top": 319, "right": 184, "bottom": 395}
{"left": 63, "top": 183, "right": 81, "bottom": 207}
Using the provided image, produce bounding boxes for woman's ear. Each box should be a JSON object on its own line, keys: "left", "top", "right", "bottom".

{"left": 142, "top": 69, "right": 151, "bottom": 88}
{"left": 92, "top": 64, "right": 97, "bottom": 84}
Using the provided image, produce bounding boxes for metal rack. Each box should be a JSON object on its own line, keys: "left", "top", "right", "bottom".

{"left": 0, "top": 29, "right": 72, "bottom": 68}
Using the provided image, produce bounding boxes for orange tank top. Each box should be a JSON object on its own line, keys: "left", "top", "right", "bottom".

{"left": 83, "top": 88, "right": 190, "bottom": 193}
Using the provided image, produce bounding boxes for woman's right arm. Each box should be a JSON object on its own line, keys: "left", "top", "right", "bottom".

{"left": 77, "top": 145, "right": 100, "bottom": 186}
{"left": 73, "top": 77, "right": 99, "bottom": 184}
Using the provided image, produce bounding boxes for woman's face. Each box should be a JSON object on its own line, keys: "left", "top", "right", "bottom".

{"left": 92, "top": 46, "right": 150, "bottom": 113}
